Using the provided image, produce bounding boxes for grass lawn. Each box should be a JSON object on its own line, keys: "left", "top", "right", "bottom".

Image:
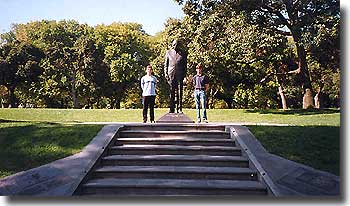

{"left": 0, "top": 122, "right": 102, "bottom": 178}
{"left": 248, "top": 125, "right": 340, "bottom": 176}
{"left": 0, "top": 108, "right": 340, "bottom": 178}
{"left": 0, "top": 108, "right": 340, "bottom": 126}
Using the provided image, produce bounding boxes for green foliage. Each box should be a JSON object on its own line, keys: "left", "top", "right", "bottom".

{"left": 1, "top": 21, "right": 152, "bottom": 109}
{"left": 149, "top": 9, "right": 290, "bottom": 109}
{"left": 176, "top": 0, "right": 340, "bottom": 109}
{"left": 94, "top": 22, "right": 152, "bottom": 108}
{"left": 0, "top": 37, "right": 44, "bottom": 107}
{"left": 308, "top": 58, "right": 340, "bottom": 108}
{"left": 0, "top": 0, "right": 340, "bottom": 109}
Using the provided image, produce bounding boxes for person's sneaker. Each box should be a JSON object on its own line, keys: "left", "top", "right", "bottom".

{"left": 196, "top": 120, "right": 201, "bottom": 123}
{"left": 203, "top": 119, "right": 208, "bottom": 123}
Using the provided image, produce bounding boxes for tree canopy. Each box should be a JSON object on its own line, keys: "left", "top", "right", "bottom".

{"left": 0, "top": 1, "right": 340, "bottom": 109}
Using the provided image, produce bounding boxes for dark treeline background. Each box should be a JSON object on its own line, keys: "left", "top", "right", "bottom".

{"left": 0, "top": 0, "right": 340, "bottom": 109}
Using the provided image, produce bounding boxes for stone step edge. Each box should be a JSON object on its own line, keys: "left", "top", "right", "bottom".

{"left": 94, "top": 165, "right": 255, "bottom": 174}
{"left": 120, "top": 130, "right": 229, "bottom": 134}
{"left": 102, "top": 155, "right": 248, "bottom": 162}
{"left": 110, "top": 145, "right": 240, "bottom": 151}
{"left": 116, "top": 137, "right": 233, "bottom": 142}
{"left": 122, "top": 124, "right": 226, "bottom": 129}
{"left": 83, "top": 178, "right": 266, "bottom": 190}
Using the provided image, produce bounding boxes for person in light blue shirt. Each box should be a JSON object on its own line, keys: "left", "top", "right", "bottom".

{"left": 141, "top": 65, "right": 157, "bottom": 123}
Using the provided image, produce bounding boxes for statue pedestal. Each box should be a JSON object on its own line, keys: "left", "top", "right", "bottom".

{"left": 156, "top": 113, "right": 194, "bottom": 123}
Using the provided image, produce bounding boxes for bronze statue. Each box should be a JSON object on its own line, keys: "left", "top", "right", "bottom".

{"left": 164, "top": 40, "right": 187, "bottom": 113}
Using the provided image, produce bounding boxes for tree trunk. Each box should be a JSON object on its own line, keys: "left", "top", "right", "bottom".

{"left": 225, "top": 99, "right": 233, "bottom": 109}
{"left": 213, "top": 91, "right": 233, "bottom": 109}
{"left": 114, "top": 99, "right": 121, "bottom": 109}
{"left": 207, "top": 88, "right": 215, "bottom": 109}
{"left": 276, "top": 77, "right": 288, "bottom": 110}
{"left": 279, "top": 86, "right": 288, "bottom": 110}
{"left": 71, "top": 70, "right": 79, "bottom": 109}
{"left": 314, "top": 84, "right": 324, "bottom": 109}
{"left": 8, "top": 87, "right": 17, "bottom": 108}
{"left": 291, "top": 28, "right": 314, "bottom": 109}
{"left": 314, "top": 92, "right": 321, "bottom": 109}
{"left": 71, "top": 86, "right": 79, "bottom": 109}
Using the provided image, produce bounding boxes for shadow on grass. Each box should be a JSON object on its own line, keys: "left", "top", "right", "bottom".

{"left": 0, "top": 123, "right": 103, "bottom": 178}
{"left": 0, "top": 119, "right": 27, "bottom": 123}
{"left": 0, "top": 119, "right": 83, "bottom": 124}
{"left": 247, "top": 125, "right": 340, "bottom": 176}
{"left": 245, "top": 108, "right": 340, "bottom": 115}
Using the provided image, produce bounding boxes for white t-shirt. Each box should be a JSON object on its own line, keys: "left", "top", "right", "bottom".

{"left": 141, "top": 75, "right": 157, "bottom": 96}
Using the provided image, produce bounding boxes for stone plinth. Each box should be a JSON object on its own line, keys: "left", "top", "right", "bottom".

{"left": 156, "top": 113, "right": 194, "bottom": 123}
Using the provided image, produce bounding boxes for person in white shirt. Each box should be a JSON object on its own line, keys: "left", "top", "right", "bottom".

{"left": 140, "top": 65, "right": 157, "bottom": 123}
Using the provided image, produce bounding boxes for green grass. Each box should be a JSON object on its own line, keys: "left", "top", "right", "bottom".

{"left": 208, "top": 108, "right": 340, "bottom": 126}
{"left": 0, "top": 108, "right": 340, "bottom": 178}
{"left": 0, "top": 108, "right": 340, "bottom": 126}
{"left": 0, "top": 108, "right": 168, "bottom": 123}
{"left": 248, "top": 125, "right": 340, "bottom": 176}
{"left": 0, "top": 122, "right": 102, "bottom": 178}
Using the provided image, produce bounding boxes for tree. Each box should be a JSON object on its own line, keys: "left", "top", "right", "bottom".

{"left": 73, "top": 34, "right": 109, "bottom": 108}
{"left": 303, "top": 8, "right": 340, "bottom": 108}
{"left": 94, "top": 23, "right": 152, "bottom": 108}
{"left": 8, "top": 20, "right": 152, "bottom": 109}
{"left": 0, "top": 35, "right": 44, "bottom": 107}
{"left": 235, "top": 0, "right": 339, "bottom": 109}
{"left": 14, "top": 20, "right": 105, "bottom": 108}
{"left": 176, "top": 0, "right": 340, "bottom": 109}
{"left": 169, "top": 2, "right": 289, "bottom": 109}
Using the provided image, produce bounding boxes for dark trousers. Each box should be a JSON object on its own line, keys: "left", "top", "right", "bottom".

{"left": 143, "top": 95, "right": 156, "bottom": 122}
{"left": 169, "top": 79, "right": 183, "bottom": 113}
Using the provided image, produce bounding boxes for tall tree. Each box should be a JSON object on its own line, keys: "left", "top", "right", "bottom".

{"left": 236, "top": 0, "right": 340, "bottom": 109}
{"left": 176, "top": 0, "right": 340, "bottom": 109}
{"left": 15, "top": 20, "right": 102, "bottom": 108}
{"left": 169, "top": 1, "right": 288, "bottom": 108}
{"left": 302, "top": 7, "right": 340, "bottom": 108}
{"left": 94, "top": 23, "right": 152, "bottom": 108}
{"left": 0, "top": 35, "right": 44, "bottom": 107}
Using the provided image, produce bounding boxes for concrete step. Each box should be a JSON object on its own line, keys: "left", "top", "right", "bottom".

{"left": 115, "top": 137, "right": 235, "bottom": 147}
{"left": 92, "top": 166, "right": 258, "bottom": 180}
{"left": 79, "top": 178, "right": 267, "bottom": 196}
{"left": 121, "top": 124, "right": 226, "bottom": 132}
{"left": 101, "top": 155, "right": 249, "bottom": 167}
{"left": 108, "top": 145, "right": 242, "bottom": 156}
{"left": 118, "top": 130, "right": 230, "bottom": 139}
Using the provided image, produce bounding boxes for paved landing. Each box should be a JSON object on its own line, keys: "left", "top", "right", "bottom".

{"left": 156, "top": 112, "right": 194, "bottom": 123}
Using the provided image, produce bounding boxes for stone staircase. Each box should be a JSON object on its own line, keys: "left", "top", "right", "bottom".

{"left": 74, "top": 124, "right": 268, "bottom": 196}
